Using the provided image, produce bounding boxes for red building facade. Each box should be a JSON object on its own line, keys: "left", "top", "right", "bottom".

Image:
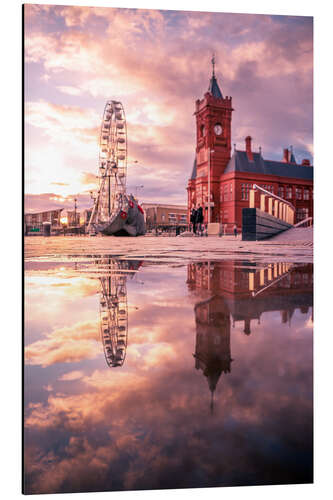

{"left": 187, "top": 66, "right": 313, "bottom": 229}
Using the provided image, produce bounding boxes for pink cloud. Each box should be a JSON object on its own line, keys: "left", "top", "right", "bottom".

{"left": 58, "top": 370, "right": 84, "bottom": 381}
{"left": 24, "top": 6, "right": 313, "bottom": 210}
{"left": 25, "top": 320, "right": 99, "bottom": 367}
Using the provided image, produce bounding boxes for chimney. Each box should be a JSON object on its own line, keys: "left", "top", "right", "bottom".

{"left": 245, "top": 136, "right": 253, "bottom": 161}
{"left": 283, "top": 148, "right": 290, "bottom": 163}
{"left": 301, "top": 159, "right": 311, "bottom": 166}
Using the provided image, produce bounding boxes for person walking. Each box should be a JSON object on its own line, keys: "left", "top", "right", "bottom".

{"left": 196, "top": 205, "right": 204, "bottom": 236}
{"left": 233, "top": 224, "right": 237, "bottom": 237}
{"left": 190, "top": 207, "right": 197, "bottom": 234}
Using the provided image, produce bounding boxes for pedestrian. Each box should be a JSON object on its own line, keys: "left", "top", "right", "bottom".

{"left": 196, "top": 205, "right": 204, "bottom": 236}
{"left": 233, "top": 224, "right": 237, "bottom": 237}
{"left": 190, "top": 206, "right": 197, "bottom": 234}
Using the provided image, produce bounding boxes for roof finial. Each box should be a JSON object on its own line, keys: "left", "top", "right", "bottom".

{"left": 211, "top": 52, "right": 216, "bottom": 77}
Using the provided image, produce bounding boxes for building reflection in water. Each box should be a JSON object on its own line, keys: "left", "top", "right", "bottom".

{"left": 194, "top": 294, "right": 232, "bottom": 413}
{"left": 98, "top": 258, "right": 142, "bottom": 368}
{"left": 188, "top": 261, "right": 313, "bottom": 407}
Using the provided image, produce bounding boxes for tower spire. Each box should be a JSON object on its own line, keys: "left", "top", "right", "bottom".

{"left": 211, "top": 52, "right": 216, "bottom": 77}
{"left": 210, "top": 389, "right": 215, "bottom": 415}
{"left": 207, "top": 53, "right": 223, "bottom": 99}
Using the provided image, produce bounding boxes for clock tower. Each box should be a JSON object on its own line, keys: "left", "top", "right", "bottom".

{"left": 190, "top": 56, "right": 233, "bottom": 223}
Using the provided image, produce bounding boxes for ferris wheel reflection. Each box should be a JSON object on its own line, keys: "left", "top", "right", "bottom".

{"left": 98, "top": 258, "right": 142, "bottom": 368}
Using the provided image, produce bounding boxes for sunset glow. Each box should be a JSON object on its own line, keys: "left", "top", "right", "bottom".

{"left": 24, "top": 5, "right": 313, "bottom": 214}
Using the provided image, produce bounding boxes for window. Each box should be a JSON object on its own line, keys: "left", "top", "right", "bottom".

{"left": 296, "top": 207, "right": 309, "bottom": 223}
{"left": 304, "top": 189, "right": 309, "bottom": 200}
{"left": 296, "top": 188, "right": 302, "bottom": 200}
{"left": 224, "top": 184, "right": 228, "bottom": 201}
{"left": 286, "top": 187, "right": 293, "bottom": 199}
{"left": 168, "top": 212, "right": 177, "bottom": 223}
{"left": 241, "top": 183, "right": 251, "bottom": 200}
{"left": 278, "top": 186, "right": 284, "bottom": 198}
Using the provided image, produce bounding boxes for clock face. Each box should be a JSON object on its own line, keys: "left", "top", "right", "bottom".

{"left": 214, "top": 123, "right": 223, "bottom": 136}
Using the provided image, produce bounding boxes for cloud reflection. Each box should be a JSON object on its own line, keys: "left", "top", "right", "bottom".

{"left": 24, "top": 259, "right": 313, "bottom": 493}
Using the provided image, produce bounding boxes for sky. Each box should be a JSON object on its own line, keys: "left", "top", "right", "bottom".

{"left": 24, "top": 4, "right": 313, "bottom": 213}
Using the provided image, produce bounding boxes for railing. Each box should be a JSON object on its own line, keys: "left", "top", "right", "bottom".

{"left": 249, "top": 184, "right": 296, "bottom": 225}
{"left": 294, "top": 217, "right": 313, "bottom": 228}
{"left": 250, "top": 263, "right": 294, "bottom": 297}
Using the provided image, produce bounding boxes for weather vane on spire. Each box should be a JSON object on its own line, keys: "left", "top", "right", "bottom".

{"left": 211, "top": 52, "right": 216, "bottom": 77}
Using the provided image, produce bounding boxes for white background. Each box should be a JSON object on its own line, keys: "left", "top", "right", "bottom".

{"left": 1, "top": 0, "right": 332, "bottom": 499}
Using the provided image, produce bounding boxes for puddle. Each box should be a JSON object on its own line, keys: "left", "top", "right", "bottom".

{"left": 24, "top": 257, "right": 313, "bottom": 493}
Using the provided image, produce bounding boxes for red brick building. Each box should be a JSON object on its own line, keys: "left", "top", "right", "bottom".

{"left": 187, "top": 64, "right": 313, "bottom": 229}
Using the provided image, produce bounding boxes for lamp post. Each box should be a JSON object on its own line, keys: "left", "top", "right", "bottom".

{"left": 208, "top": 149, "right": 215, "bottom": 224}
{"left": 74, "top": 197, "right": 77, "bottom": 234}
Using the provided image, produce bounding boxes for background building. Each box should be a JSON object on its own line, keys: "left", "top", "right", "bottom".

{"left": 66, "top": 210, "right": 81, "bottom": 228}
{"left": 141, "top": 203, "right": 187, "bottom": 231}
{"left": 24, "top": 209, "right": 63, "bottom": 235}
{"left": 187, "top": 63, "right": 313, "bottom": 229}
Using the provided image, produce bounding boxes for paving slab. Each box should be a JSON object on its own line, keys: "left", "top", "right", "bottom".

{"left": 24, "top": 227, "right": 313, "bottom": 264}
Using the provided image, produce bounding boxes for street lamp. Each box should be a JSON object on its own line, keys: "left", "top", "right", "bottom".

{"left": 208, "top": 149, "right": 215, "bottom": 224}
{"left": 74, "top": 197, "right": 77, "bottom": 232}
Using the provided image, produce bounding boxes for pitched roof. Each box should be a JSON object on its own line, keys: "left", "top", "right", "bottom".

{"left": 224, "top": 150, "right": 313, "bottom": 181}
{"left": 190, "top": 157, "right": 197, "bottom": 180}
{"left": 208, "top": 75, "right": 223, "bottom": 99}
{"left": 290, "top": 151, "right": 296, "bottom": 163}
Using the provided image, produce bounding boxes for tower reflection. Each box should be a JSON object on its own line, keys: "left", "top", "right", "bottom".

{"left": 194, "top": 295, "right": 232, "bottom": 412}
{"left": 188, "top": 261, "right": 313, "bottom": 404}
{"left": 98, "top": 258, "right": 142, "bottom": 368}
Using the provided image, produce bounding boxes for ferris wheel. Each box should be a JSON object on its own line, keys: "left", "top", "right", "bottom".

{"left": 99, "top": 259, "right": 128, "bottom": 368}
{"left": 88, "top": 100, "right": 128, "bottom": 229}
{"left": 88, "top": 100, "right": 145, "bottom": 236}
